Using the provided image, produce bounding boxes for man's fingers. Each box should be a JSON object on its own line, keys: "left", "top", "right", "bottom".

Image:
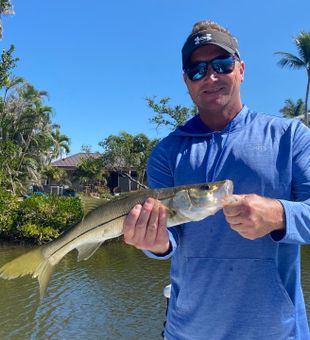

{"left": 222, "top": 195, "right": 237, "bottom": 204}
{"left": 225, "top": 214, "right": 249, "bottom": 226}
{"left": 123, "top": 204, "right": 142, "bottom": 243}
{"left": 144, "top": 200, "right": 160, "bottom": 244}
{"left": 223, "top": 205, "right": 241, "bottom": 217}
{"left": 156, "top": 205, "right": 168, "bottom": 242}
{"left": 223, "top": 195, "right": 245, "bottom": 217}
{"left": 132, "top": 198, "right": 155, "bottom": 244}
{"left": 123, "top": 198, "right": 170, "bottom": 254}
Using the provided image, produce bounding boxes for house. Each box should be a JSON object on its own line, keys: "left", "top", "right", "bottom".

{"left": 44, "top": 152, "right": 138, "bottom": 195}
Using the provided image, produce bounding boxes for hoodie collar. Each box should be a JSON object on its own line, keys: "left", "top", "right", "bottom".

{"left": 171, "top": 105, "right": 256, "bottom": 137}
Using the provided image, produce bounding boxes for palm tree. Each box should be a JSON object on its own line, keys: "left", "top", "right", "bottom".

{"left": 0, "top": 0, "right": 14, "bottom": 39}
{"left": 280, "top": 98, "right": 305, "bottom": 120}
{"left": 4, "top": 83, "right": 54, "bottom": 193}
{"left": 0, "top": 79, "right": 70, "bottom": 194}
{"left": 0, "top": 46, "right": 72, "bottom": 195}
{"left": 275, "top": 31, "right": 310, "bottom": 124}
{"left": 50, "top": 128, "right": 70, "bottom": 161}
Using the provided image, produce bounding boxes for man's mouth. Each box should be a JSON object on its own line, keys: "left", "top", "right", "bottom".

{"left": 202, "top": 87, "right": 223, "bottom": 94}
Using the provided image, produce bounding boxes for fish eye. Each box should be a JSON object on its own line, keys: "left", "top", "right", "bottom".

{"left": 200, "top": 184, "right": 210, "bottom": 191}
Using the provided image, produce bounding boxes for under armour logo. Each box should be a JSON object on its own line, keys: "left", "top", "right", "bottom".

{"left": 194, "top": 34, "right": 212, "bottom": 45}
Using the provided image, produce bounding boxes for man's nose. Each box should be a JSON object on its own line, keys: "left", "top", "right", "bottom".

{"left": 203, "top": 66, "right": 218, "bottom": 82}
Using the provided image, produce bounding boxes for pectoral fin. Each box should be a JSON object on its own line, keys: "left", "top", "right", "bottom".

{"left": 76, "top": 243, "right": 103, "bottom": 261}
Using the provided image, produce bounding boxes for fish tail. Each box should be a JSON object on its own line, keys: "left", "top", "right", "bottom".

{"left": 0, "top": 248, "right": 54, "bottom": 299}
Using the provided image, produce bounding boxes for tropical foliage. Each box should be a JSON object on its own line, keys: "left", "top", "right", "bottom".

{"left": 50, "top": 128, "right": 70, "bottom": 161}
{"left": 0, "top": 0, "right": 14, "bottom": 39}
{"left": 0, "top": 188, "right": 83, "bottom": 243}
{"left": 275, "top": 31, "right": 310, "bottom": 124}
{"left": 279, "top": 98, "right": 305, "bottom": 120}
{"left": 0, "top": 46, "right": 70, "bottom": 195}
{"left": 99, "top": 131, "right": 159, "bottom": 189}
{"left": 0, "top": 187, "right": 18, "bottom": 235}
{"left": 42, "top": 164, "right": 70, "bottom": 185}
{"left": 75, "top": 155, "right": 107, "bottom": 195}
{"left": 146, "top": 96, "right": 198, "bottom": 131}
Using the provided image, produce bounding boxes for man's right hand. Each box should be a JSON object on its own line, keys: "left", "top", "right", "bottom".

{"left": 123, "top": 197, "right": 170, "bottom": 255}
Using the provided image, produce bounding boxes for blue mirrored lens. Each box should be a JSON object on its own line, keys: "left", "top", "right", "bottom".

{"left": 187, "top": 63, "right": 208, "bottom": 80}
{"left": 186, "top": 56, "right": 235, "bottom": 81}
{"left": 212, "top": 57, "right": 235, "bottom": 74}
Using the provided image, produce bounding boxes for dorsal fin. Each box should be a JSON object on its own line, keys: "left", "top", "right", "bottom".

{"left": 80, "top": 195, "right": 108, "bottom": 217}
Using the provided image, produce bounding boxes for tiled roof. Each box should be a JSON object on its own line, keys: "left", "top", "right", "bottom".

{"left": 51, "top": 152, "right": 101, "bottom": 168}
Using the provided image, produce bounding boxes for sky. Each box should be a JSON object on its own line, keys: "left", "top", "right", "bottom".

{"left": 1, "top": 0, "right": 310, "bottom": 155}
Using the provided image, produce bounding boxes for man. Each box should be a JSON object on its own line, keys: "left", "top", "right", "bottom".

{"left": 124, "top": 20, "right": 310, "bottom": 339}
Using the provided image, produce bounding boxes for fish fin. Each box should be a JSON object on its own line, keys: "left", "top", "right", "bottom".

{"left": 76, "top": 242, "right": 103, "bottom": 262}
{"left": 35, "top": 260, "right": 54, "bottom": 299}
{"left": 80, "top": 195, "right": 109, "bottom": 217}
{"left": 0, "top": 248, "right": 54, "bottom": 299}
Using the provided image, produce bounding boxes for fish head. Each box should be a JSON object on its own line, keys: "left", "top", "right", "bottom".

{"left": 188, "top": 180, "right": 233, "bottom": 206}
{"left": 172, "top": 180, "right": 233, "bottom": 221}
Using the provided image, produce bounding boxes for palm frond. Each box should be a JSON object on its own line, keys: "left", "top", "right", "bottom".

{"left": 294, "top": 31, "right": 310, "bottom": 66}
{"left": 274, "top": 52, "right": 305, "bottom": 69}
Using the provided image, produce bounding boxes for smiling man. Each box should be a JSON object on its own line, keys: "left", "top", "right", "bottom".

{"left": 124, "top": 20, "right": 310, "bottom": 339}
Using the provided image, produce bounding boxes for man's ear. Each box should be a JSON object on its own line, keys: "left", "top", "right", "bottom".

{"left": 183, "top": 72, "right": 189, "bottom": 86}
{"left": 239, "top": 61, "right": 245, "bottom": 83}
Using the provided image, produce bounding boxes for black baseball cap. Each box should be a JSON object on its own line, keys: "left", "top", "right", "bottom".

{"left": 182, "top": 29, "right": 240, "bottom": 69}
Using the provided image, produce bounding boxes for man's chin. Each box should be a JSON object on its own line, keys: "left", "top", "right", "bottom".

{"left": 199, "top": 98, "right": 227, "bottom": 111}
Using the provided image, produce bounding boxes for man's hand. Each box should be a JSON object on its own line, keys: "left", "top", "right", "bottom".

{"left": 123, "top": 198, "right": 170, "bottom": 254}
{"left": 223, "top": 194, "right": 285, "bottom": 240}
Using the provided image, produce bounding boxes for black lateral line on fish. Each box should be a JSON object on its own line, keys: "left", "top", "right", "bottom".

{"left": 47, "top": 192, "right": 177, "bottom": 258}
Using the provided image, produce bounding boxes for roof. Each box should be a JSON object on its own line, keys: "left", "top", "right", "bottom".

{"left": 51, "top": 152, "right": 101, "bottom": 169}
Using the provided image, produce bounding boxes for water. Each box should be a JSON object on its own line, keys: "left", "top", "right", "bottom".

{"left": 0, "top": 242, "right": 309, "bottom": 339}
{"left": 0, "top": 242, "right": 170, "bottom": 340}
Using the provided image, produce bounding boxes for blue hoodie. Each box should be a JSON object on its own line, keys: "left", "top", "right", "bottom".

{"left": 145, "top": 106, "right": 310, "bottom": 340}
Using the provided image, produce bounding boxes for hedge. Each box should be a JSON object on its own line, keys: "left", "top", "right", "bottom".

{"left": 0, "top": 189, "right": 83, "bottom": 243}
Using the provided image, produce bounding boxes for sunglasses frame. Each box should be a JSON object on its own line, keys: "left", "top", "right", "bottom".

{"left": 185, "top": 55, "right": 238, "bottom": 81}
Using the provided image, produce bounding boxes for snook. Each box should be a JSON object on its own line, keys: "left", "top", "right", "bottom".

{"left": 0, "top": 180, "right": 233, "bottom": 298}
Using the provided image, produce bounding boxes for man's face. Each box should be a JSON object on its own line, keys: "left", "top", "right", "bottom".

{"left": 183, "top": 45, "right": 245, "bottom": 114}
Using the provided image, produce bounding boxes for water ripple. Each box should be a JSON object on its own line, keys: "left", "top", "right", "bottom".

{"left": 2, "top": 242, "right": 308, "bottom": 339}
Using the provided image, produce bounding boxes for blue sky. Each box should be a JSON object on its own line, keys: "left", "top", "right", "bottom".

{"left": 1, "top": 0, "right": 310, "bottom": 155}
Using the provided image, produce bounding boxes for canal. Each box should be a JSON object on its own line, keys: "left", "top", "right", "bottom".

{"left": 0, "top": 242, "right": 309, "bottom": 339}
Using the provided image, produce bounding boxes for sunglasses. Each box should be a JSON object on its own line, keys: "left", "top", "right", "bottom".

{"left": 185, "top": 55, "right": 237, "bottom": 81}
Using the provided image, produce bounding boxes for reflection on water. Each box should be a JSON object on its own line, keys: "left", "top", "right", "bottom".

{"left": 0, "top": 242, "right": 170, "bottom": 340}
{"left": 0, "top": 242, "right": 309, "bottom": 339}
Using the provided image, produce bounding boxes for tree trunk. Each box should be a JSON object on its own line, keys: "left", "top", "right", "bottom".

{"left": 304, "top": 72, "right": 310, "bottom": 125}
{"left": 119, "top": 171, "right": 148, "bottom": 190}
{"left": 128, "top": 171, "right": 131, "bottom": 192}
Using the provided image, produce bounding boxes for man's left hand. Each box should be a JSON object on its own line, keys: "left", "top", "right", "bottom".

{"left": 223, "top": 194, "right": 285, "bottom": 240}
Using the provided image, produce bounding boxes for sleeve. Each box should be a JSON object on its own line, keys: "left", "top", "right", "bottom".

{"left": 142, "top": 139, "right": 179, "bottom": 259}
{"left": 143, "top": 229, "right": 178, "bottom": 260}
{"left": 271, "top": 122, "right": 310, "bottom": 244}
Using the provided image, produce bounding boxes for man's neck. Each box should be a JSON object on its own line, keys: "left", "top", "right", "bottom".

{"left": 198, "top": 104, "right": 243, "bottom": 131}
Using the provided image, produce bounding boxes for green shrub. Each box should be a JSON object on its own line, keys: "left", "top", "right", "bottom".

{"left": 0, "top": 192, "right": 84, "bottom": 243}
{"left": 0, "top": 188, "right": 19, "bottom": 236}
{"left": 17, "top": 223, "right": 60, "bottom": 243}
{"left": 18, "top": 196, "right": 83, "bottom": 229}
{"left": 16, "top": 195, "right": 83, "bottom": 243}
{"left": 97, "top": 186, "right": 113, "bottom": 200}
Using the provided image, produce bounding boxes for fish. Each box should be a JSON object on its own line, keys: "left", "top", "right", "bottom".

{"left": 0, "top": 179, "right": 233, "bottom": 298}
